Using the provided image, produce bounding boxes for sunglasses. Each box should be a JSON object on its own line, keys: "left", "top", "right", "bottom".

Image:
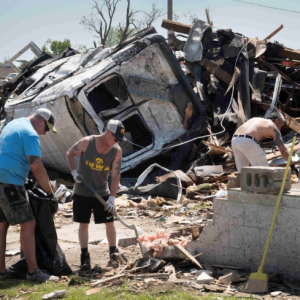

{"left": 111, "top": 132, "right": 118, "bottom": 142}
{"left": 44, "top": 120, "right": 50, "bottom": 132}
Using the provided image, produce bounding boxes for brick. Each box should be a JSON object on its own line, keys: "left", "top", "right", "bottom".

{"left": 241, "top": 167, "right": 291, "bottom": 194}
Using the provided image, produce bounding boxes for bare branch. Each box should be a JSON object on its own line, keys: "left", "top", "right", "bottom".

{"left": 80, "top": 0, "right": 120, "bottom": 46}
{"left": 80, "top": 0, "right": 165, "bottom": 47}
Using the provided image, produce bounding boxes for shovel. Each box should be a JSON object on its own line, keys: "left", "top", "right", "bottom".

{"left": 78, "top": 176, "right": 145, "bottom": 254}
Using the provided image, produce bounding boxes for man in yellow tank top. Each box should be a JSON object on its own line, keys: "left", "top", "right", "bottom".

{"left": 66, "top": 120, "right": 125, "bottom": 270}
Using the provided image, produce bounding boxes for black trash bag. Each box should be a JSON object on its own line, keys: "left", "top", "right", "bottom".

{"left": 8, "top": 181, "right": 72, "bottom": 278}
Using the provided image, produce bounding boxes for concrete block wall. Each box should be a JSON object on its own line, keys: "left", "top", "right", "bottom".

{"left": 189, "top": 189, "right": 300, "bottom": 279}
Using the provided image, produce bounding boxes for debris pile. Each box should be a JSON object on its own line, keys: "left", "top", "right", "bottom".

{"left": 159, "top": 19, "right": 300, "bottom": 179}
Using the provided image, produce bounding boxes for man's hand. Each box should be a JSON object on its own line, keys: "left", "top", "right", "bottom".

{"left": 48, "top": 193, "right": 58, "bottom": 202}
{"left": 105, "top": 196, "right": 116, "bottom": 214}
{"left": 71, "top": 170, "right": 82, "bottom": 183}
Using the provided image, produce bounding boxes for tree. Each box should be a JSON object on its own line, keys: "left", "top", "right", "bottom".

{"left": 183, "top": 11, "right": 199, "bottom": 24}
{"left": 80, "top": 0, "right": 120, "bottom": 47}
{"left": 105, "top": 24, "right": 126, "bottom": 47}
{"left": 42, "top": 39, "right": 71, "bottom": 55}
{"left": 80, "top": 0, "right": 165, "bottom": 47}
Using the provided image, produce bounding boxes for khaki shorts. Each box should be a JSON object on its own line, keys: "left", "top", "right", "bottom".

{"left": 232, "top": 137, "right": 269, "bottom": 173}
{"left": 0, "top": 183, "right": 35, "bottom": 225}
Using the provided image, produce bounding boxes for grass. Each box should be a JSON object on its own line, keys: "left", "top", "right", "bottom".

{"left": 0, "top": 279, "right": 255, "bottom": 300}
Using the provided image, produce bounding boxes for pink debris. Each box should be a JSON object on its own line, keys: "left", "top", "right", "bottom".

{"left": 139, "top": 229, "right": 186, "bottom": 257}
{"left": 180, "top": 240, "right": 187, "bottom": 247}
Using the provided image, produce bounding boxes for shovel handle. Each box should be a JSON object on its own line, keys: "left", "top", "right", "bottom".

{"left": 80, "top": 177, "right": 145, "bottom": 254}
{"left": 81, "top": 178, "right": 133, "bottom": 226}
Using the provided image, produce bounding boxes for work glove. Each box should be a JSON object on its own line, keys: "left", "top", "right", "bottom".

{"left": 105, "top": 196, "right": 116, "bottom": 214}
{"left": 71, "top": 170, "right": 82, "bottom": 183}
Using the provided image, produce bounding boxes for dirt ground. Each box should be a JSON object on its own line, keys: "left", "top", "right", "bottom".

{"left": 5, "top": 209, "right": 194, "bottom": 271}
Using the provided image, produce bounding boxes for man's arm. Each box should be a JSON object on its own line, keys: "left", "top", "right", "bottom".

{"left": 110, "top": 147, "right": 122, "bottom": 197}
{"left": 66, "top": 137, "right": 89, "bottom": 171}
{"left": 27, "top": 156, "right": 53, "bottom": 195}
{"left": 272, "top": 124, "right": 293, "bottom": 165}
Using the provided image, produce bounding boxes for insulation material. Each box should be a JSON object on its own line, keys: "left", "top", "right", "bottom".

{"left": 139, "top": 229, "right": 187, "bottom": 257}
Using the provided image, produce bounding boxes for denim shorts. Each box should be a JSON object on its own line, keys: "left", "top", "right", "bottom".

{"left": 0, "top": 183, "right": 35, "bottom": 225}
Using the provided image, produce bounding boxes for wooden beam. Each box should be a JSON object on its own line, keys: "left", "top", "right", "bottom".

{"left": 161, "top": 19, "right": 191, "bottom": 35}
{"left": 278, "top": 48, "right": 300, "bottom": 61}
{"left": 280, "top": 110, "right": 300, "bottom": 135}
{"left": 266, "top": 143, "right": 300, "bottom": 160}
{"left": 263, "top": 25, "right": 283, "bottom": 41}
{"left": 199, "top": 59, "right": 232, "bottom": 85}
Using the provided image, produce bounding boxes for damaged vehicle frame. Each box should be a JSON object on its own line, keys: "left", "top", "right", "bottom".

{"left": 0, "top": 28, "right": 206, "bottom": 174}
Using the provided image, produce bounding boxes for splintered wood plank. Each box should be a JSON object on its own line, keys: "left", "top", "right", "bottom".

{"left": 202, "top": 141, "right": 233, "bottom": 154}
{"left": 91, "top": 274, "right": 128, "bottom": 287}
{"left": 172, "top": 242, "right": 203, "bottom": 269}
{"left": 281, "top": 110, "right": 300, "bottom": 135}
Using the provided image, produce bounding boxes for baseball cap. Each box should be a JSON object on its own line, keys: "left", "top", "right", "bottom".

{"left": 107, "top": 119, "right": 126, "bottom": 142}
{"left": 36, "top": 108, "right": 57, "bottom": 133}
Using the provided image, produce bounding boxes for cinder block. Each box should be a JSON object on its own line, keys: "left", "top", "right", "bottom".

{"left": 241, "top": 167, "right": 291, "bottom": 194}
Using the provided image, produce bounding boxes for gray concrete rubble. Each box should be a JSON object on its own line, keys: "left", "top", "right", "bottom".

{"left": 241, "top": 166, "right": 291, "bottom": 194}
{"left": 189, "top": 167, "right": 300, "bottom": 280}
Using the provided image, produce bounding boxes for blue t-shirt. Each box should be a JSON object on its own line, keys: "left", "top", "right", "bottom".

{"left": 0, "top": 118, "right": 41, "bottom": 186}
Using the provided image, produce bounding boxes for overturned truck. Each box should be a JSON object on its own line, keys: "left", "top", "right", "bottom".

{"left": 0, "top": 28, "right": 206, "bottom": 174}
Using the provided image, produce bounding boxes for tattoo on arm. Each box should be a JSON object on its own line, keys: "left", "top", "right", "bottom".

{"left": 273, "top": 125, "right": 284, "bottom": 147}
{"left": 72, "top": 141, "right": 80, "bottom": 151}
{"left": 115, "top": 159, "right": 122, "bottom": 174}
{"left": 27, "top": 156, "right": 42, "bottom": 164}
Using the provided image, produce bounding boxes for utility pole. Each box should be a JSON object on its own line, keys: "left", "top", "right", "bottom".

{"left": 167, "top": 0, "right": 173, "bottom": 45}
{"left": 168, "top": 0, "right": 173, "bottom": 20}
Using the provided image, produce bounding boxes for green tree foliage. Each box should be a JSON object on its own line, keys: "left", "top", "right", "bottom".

{"left": 105, "top": 23, "right": 136, "bottom": 47}
{"left": 43, "top": 39, "right": 71, "bottom": 55}
{"left": 42, "top": 39, "right": 88, "bottom": 54}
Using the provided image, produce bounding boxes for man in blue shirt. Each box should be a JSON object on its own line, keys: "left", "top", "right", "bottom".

{"left": 0, "top": 108, "right": 57, "bottom": 282}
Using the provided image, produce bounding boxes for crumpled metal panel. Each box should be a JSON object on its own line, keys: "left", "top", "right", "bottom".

{"left": 184, "top": 19, "right": 211, "bottom": 62}
{"left": 83, "top": 48, "right": 112, "bottom": 68}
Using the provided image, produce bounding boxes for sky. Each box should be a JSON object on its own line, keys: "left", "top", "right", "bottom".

{"left": 1, "top": 0, "right": 300, "bottom": 67}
